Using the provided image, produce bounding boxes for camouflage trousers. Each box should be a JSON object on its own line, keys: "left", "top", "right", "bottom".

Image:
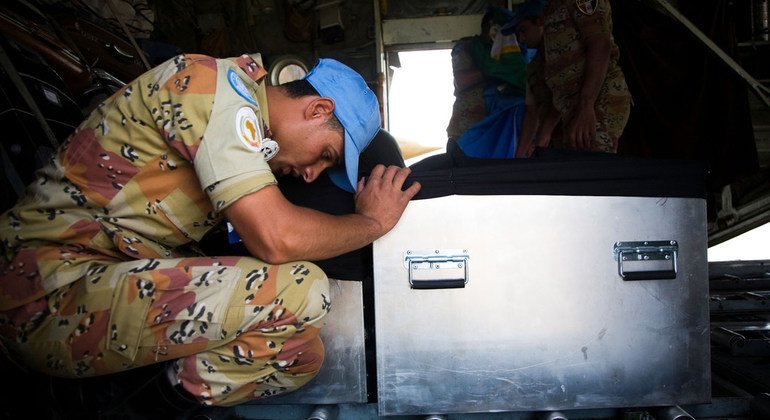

{"left": 552, "top": 75, "right": 632, "bottom": 153}
{"left": 0, "top": 256, "right": 330, "bottom": 406}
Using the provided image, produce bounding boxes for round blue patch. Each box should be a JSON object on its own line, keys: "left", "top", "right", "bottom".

{"left": 227, "top": 68, "right": 258, "bottom": 106}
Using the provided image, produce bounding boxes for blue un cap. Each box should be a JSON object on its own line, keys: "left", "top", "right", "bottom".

{"left": 502, "top": 0, "right": 546, "bottom": 35}
{"left": 304, "top": 58, "right": 381, "bottom": 193}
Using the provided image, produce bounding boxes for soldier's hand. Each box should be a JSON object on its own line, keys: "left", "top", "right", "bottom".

{"left": 567, "top": 106, "right": 597, "bottom": 150}
{"left": 354, "top": 165, "right": 421, "bottom": 235}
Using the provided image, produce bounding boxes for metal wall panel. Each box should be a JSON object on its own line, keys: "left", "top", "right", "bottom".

{"left": 373, "top": 194, "right": 710, "bottom": 416}
{"left": 381, "top": 15, "right": 481, "bottom": 46}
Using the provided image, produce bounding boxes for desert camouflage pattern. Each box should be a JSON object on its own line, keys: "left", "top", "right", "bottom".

{"left": 541, "top": 0, "right": 631, "bottom": 152}
{"left": 0, "top": 53, "right": 330, "bottom": 405}
{"left": 446, "top": 38, "right": 487, "bottom": 141}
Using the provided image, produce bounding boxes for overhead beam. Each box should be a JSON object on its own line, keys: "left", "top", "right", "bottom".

{"left": 381, "top": 14, "right": 482, "bottom": 47}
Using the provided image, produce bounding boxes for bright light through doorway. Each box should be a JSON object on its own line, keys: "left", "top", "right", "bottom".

{"left": 388, "top": 49, "right": 454, "bottom": 161}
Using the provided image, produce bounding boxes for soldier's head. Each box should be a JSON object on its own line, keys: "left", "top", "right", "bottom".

{"left": 267, "top": 59, "right": 380, "bottom": 192}
{"left": 516, "top": 16, "right": 545, "bottom": 49}
{"left": 504, "top": 0, "right": 546, "bottom": 49}
{"left": 481, "top": 6, "right": 514, "bottom": 42}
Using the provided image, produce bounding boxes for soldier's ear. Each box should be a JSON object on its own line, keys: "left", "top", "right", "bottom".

{"left": 305, "top": 97, "right": 335, "bottom": 121}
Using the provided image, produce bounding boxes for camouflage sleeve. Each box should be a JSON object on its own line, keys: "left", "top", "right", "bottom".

{"left": 571, "top": 0, "right": 614, "bottom": 40}
{"left": 147, "top": 54, "right": 220, "bottom": 163}
{"left": 144, "top": 54, "right": 276, "bottom": 211}
{"left": 193, "top": 59, "right": 276, "bottom": 210}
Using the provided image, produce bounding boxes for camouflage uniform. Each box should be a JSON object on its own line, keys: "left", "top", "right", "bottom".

{"left": 446, "top": 38, "right": 487, "bottom": 141}
{"left": 0, "top": 54, "right": 329, "bottom": 406}
{"left": 541, "top": 0, "right": 631, "bottom": 152}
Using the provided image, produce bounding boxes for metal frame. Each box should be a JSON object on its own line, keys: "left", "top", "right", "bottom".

{"left": 651, "top": 0, "right": 770, "bottom": 107}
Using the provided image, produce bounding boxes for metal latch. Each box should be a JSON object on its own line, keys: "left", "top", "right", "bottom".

{"left": 404, "top": 249, "right": 469, "bottom": 289}
{"left": 613, "top": 241, "right": 679, "bottom": 281}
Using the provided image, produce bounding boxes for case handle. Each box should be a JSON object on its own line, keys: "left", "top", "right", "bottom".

{"left": 405, "top": 249, "right": 469, "bottom": 289}
{"left": 613, "top": 241, "right": 678, "bottom": 280}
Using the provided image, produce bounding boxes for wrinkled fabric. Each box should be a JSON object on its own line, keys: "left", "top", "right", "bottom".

{"left": 1, "top": 255, "right": 329, "bottom": 406}
{"left": 457, "top": 97, "right": 526, "bottom": 158}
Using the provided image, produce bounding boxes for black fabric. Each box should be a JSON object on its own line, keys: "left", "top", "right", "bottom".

{"left": 408, "top": 142, "right": 708, "bottom": 200}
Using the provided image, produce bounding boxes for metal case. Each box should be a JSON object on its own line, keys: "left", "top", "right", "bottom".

{"left": 373, "top": 194, "right": 710, "bottom": 416}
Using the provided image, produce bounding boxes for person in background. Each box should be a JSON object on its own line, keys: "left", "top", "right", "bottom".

{"left": 512, "top": 0, "right": 560, "bottom": 157}
{"left": 0, "top": 53, "right": 419, "bottom": 416}
{"left": 446, "top": 6, "right": 529, "bottom": 158}
{"left": 511, "top": 0, "right": 631, "bottom": 157}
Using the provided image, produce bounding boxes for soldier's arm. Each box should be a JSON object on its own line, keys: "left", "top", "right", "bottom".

{"left": 223, "top": 165, "right": 420, "bottom": 264}
{"left": 567, "top": 31, "right": 611, "bottom": 149}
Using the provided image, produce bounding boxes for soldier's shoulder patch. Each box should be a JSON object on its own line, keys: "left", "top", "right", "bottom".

{"left": 227, "top": 68, "right": 258, "bottom": 107}
{"left": 235, "top": 107, "right": 262, "bottom": 151}
{"left": 576, "top": 0, "right": 598, "bottom": 15}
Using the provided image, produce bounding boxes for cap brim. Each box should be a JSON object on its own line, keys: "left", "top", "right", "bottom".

{"left": 328, "top": 127, "right": 360, "bottom": 193}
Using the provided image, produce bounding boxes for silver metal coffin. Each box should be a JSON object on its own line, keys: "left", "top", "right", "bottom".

{"left": 373, "top": 194, "right": 710, "bottom": 416}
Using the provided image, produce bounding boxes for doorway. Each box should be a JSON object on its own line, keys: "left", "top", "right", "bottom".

{"left": 386, "top": 49, "right": 454, "bottom": 163}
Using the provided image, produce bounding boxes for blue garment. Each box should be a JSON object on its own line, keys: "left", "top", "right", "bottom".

{"left": 457, "top": 96, "right": 526, "bottom": 158}
{"left": 452, "top": 4, "right": 533, "bottom": 159}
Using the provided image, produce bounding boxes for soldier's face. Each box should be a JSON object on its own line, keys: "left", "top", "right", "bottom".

{"left": 517, "top": 19, "right": 544, "bottom": 48}
{"left": 268, "top": 119, "right": 344, "bottom": 184}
